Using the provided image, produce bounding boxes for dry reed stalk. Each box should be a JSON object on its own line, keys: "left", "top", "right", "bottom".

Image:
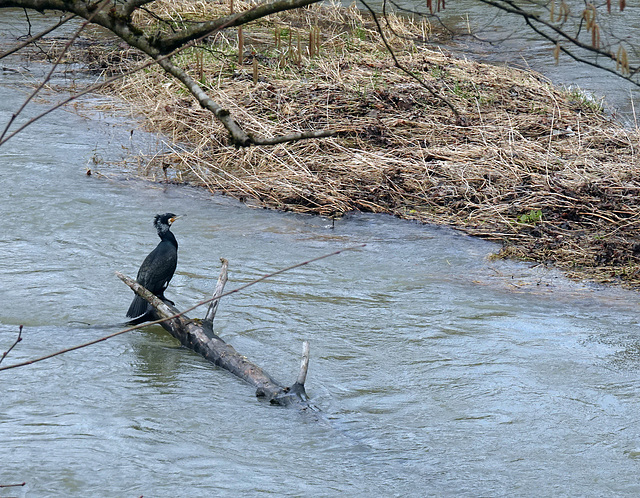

{"left": 252, "top": 56, "right": 259, "bottom": 84}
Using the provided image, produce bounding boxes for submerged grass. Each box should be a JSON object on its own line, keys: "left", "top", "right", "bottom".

{"left": 84, "top": 0, "right": 640, "bottom": 287}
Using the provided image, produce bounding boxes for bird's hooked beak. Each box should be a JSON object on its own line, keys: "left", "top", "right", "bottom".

{"left": 169, "top": 215, "right": 183, "bottom": 225}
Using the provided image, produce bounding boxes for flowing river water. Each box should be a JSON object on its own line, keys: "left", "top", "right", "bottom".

{"left": 3, "top": 9, "right": 640, "bottom": 497}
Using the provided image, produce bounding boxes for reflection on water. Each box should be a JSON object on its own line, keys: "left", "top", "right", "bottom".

{"left": 3, "top": 10, "right": 640, "bottom": 498}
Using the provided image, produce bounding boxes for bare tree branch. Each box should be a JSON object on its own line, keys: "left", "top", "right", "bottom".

{"left": 0, "top": 325, "right": 23, "bottom": 366}
{"left": 120, "top": 0, "right": 155, "bottom": 18}
{"left": 155, "top": 55, "right": 253, "bottom": 146}
{"left": 203, "top": 257, "right": 229, "bottom": 331}
{"left": 156, "top": 0, "right": 325, "bottom": 53}
{"left": 472, "top": 0, "right": 640, "bottom": 86}
{"left": 10, "top": 0, "right": 630, "bottom": 150}
{"left": 520, "top": 14, "right": 639, "bottom": 86}
{"left": 0, "top": 48, "right": 164, "bottom": 146}
{"left": 0, "top": 0, "right": 110, "bottom": 143}
{"left": 359, "top": 0, "right": 462, "bottom": 122}
{"left": 1, "top": 0, "right": 344, "bottom": 147}
{"left": 0, "top": 482, "right": 26, "bottom": 489}
{"left": 0, "top": 12, "right": 75, "bottom": 59}
{"left": 295, "top": 340, "right": 310, "bottom": 386}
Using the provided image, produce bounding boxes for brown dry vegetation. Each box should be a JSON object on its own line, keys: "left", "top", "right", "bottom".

{"left": 90, "top": 0, "right": 640, "bottom": 287}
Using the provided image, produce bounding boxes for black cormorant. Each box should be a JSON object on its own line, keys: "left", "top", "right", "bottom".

{"left": 126, "top": 213, "right": 181, "bottom": 322}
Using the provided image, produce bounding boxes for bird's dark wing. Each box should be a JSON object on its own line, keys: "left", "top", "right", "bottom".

{"left": 136, "top": 240, "right": 178, "bottom": 295}
{"left": 127, "top": 242, "right": 177, "bottom": 319}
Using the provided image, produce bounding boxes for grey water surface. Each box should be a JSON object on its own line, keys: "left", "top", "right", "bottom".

{"left": 3, "top": 10, "right": 640, "bottom": 498}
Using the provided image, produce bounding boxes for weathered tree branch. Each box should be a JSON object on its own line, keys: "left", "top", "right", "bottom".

{"left": 1, "top": 0, "right": 341, "bottom": 147}
{"left": 157, "top": 0, "right": 324, "bottom": 53}
{"left": 0, "top": 0, "right": 109, "bottom": 143}
{"left": 116, "top": 270, "right": 311, "bottom": 406}
{"left": 120, "top": 0, "right": 155, "bottom": 18}
{"left": 295, "top": 340, "right": 310, "bottom": 387}
{"left": 203, "top": 257, "right": 228, "bottom": 332}
{"left": 0, "top": 48, "right": 164, "bottom": 146}
{"left": 0, "top": 325, "right": 23, "bottom": 366}
{"left": 359, "top": 0, "right": 462, "bottom": 122}
{"left": 154, "top": 56, "right": 253, "bottom": 146}
{"left": 0, "top": 482, "right": 26, "bottom": 490}
{"left": 0, "top": 12, "right": 74, "bottom": 59}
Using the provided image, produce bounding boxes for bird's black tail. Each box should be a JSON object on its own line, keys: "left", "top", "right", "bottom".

{"left": 126, "top": 295, "right": 151, "bottom": 321}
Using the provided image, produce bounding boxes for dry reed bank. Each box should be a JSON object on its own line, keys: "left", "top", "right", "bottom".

{"left": 83, "top": 0, "right": 640, "bottom": 287}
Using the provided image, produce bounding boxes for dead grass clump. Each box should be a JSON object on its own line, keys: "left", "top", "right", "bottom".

{"left": 101, "top": 1, "right": 640, "bottom": 287}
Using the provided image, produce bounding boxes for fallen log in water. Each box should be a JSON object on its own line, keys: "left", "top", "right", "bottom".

{"left": 115, "top": 260, "right": 311, "bottom": 407}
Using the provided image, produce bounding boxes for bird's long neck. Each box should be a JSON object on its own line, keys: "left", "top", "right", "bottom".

{"left": 158, "top": 229, "right": 178, "bottom": 249}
